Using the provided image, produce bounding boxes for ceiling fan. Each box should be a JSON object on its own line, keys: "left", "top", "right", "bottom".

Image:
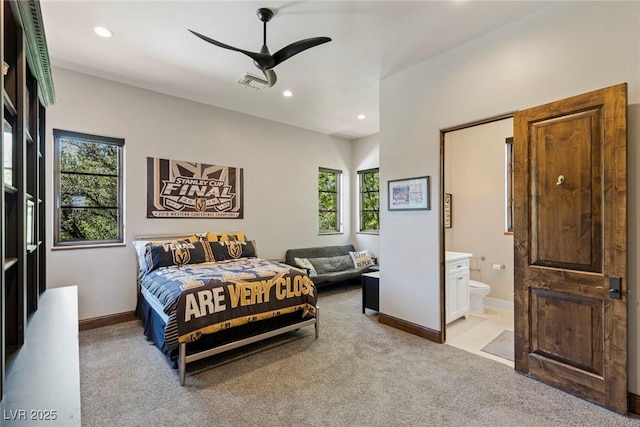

{"left": 189, "top": 8, "right": 331, "bottom": 88}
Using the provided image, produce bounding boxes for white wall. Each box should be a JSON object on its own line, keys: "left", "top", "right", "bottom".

{"left": 444, "top": 118, "right": 514, "bottom": 302}
{"left": 46, "top": 68, "right": 355, "bottom": 320}
{"left": 352, "top": 133, "right": 380, "bottom": 259}
{"left": 379, "top": 1, "right": 640, "bottom": 391}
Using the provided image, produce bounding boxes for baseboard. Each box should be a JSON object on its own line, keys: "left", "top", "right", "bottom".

{"left": 79, "top": 311, "right": 137, "bottom": 331}
{"left": 484, "top": 297, "right": 514, "bottom": 312}
{"left": 379, "top": 312, "right": 443, "bottom": 343}
{"left": 629, "top": 392, "right": 640, "bottom": 415}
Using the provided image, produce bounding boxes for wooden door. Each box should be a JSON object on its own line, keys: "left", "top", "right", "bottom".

{"left": 513, "top": 83, "right": 627, "bottom": 414}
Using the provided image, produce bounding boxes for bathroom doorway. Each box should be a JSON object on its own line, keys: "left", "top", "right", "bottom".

{"left": 441, "top": 116, "right": 515, "bottom": 366}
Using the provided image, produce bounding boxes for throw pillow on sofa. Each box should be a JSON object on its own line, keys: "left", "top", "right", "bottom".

{"left": 293, "top": 257, "right": 317, "bottom": 276}
{"left": 349, "top": 249, "right": 375, "bottom": 268}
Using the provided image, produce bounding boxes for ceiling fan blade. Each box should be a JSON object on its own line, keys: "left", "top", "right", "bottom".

{"left": 272, "top": 37, "right": 332, "bottom": 67}
{"left": 188, "top": 29, "right": 273, "bottom": 68}
{"left": 263, "top": 69, "right": 277, "bottom": 88}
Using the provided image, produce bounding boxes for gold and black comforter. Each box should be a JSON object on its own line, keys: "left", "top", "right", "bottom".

{"left": 139, "top": 258, "right": 317, "bottom": 350}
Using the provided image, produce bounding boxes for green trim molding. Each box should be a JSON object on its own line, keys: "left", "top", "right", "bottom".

{"left": 12, "top": 0, "right": 55, "bottom": 106}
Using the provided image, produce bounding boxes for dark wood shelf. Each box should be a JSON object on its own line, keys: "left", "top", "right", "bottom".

{"left": 5, "top": 344, "right": 19, "bottom": 357}
{"left": 4, "top": 257, "right": 18, "bottom": 271}
{"left": 3, "top": 89, "right": 17, "bottom": 116}
{"left": 4, "top": 183, "right": 18, "bottom": 194}
{"left": 3, "top": 0, "right": 53, "bottom": 403}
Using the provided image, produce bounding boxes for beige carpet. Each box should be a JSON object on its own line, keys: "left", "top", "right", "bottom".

{"left": 80, "top": 286, "right": 640, "bottom": 426}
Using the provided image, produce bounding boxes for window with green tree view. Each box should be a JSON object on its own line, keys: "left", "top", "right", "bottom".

{"left": 318, "top": 168, "right": 342, "bottom": 233}
{"left": 358, "top": 168, "right": 379, "bottom": 232}
{"left": 53, "top": 130, "right": 124, "bottom": 246}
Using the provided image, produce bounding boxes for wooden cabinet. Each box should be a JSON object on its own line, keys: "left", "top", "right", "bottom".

{"left": 445, "top": 252, "right": 471, "bottom": 324}
{"left": 1, "top": 0, "right": 54, "bottom": 400}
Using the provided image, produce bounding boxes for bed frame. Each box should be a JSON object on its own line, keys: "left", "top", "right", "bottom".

{"left": 134, "top": 233, "right": 319, "bottom": 386}
{"left": 178, "top": 312, "right": 318, "bottom": 385}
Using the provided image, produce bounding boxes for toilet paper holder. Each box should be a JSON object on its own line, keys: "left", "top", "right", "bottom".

{"left": 492, "top": 263, "right": 506, "bottom": 270}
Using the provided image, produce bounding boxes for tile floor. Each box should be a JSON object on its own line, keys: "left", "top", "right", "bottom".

{"left": 445, "top": 306, "right": 514, "bottom": 368}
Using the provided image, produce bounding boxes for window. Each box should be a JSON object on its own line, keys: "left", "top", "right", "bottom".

{"left": 505, "top": 137, "right": 514, "bottom": 232}
{"left": 318, "top": 168, "right": 342, "bottom": 233}
{"left": 358, "top": 168, "right": 379, "bottom": 232}
{"left": 53, "top": 129, "right": 124, "bottom": 247}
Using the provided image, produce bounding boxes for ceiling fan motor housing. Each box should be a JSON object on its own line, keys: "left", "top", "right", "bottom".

{"left": 256, "top": 8, "right": 274, "bottom": 23}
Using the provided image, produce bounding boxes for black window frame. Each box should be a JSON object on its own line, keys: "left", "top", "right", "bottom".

{"left": 358, "top": 167, "right": 380, "bottom": 233}
{"left": 318, "top": 167, "right": 342, "bottom": 234}
{"left": 53, "top": 129, "right": 124, "bottom": 247}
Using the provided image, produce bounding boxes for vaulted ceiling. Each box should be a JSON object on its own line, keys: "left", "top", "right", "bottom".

{"left": 40, "top": 1, "right": 553, "bottom": 139}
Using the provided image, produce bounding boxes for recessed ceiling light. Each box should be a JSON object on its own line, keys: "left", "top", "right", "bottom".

{"left": 283, "top": 90, "right": 293, "bottom": 97}
{"left": 93, "top": 26, "right": 114, "bottom": 38}
{"left": 357, "top": 114, "right": 366, "bottom": 120}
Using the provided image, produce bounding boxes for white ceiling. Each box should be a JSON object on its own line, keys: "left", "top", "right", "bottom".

{"left": 39, "top": 0, "right": 553, "bottom": 140}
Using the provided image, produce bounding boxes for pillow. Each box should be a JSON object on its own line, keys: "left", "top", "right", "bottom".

{"left": 144, "top": 239, "right": 207, "bottom": 272}
{"left": 133, "top": 240, "right": 151, "bottom": 276}
{"left": 309, "top": 255, "right": 354, "bottom": 275}
{"left": 205, "top": 232, "right": 247, "bottom": 242}
{"left": 349, "top": 249, "right": 375, "bottom": 269}
{"left": 191, "top": 234, "right": 215, "bottom": 262}
{"left": 209, "top": 240, "right": 257, "bottom": 261}
{"left": 293, "top": 257, "right": 317, "bottom": 276}
{"left": 192, "top": 233, "right": 247, "bottom": 262}
{"left": 134, "top": 235, "right": 201, "bottom": 275}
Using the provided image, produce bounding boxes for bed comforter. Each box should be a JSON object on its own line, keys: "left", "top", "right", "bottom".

{"left": 139, "top": 257, "right": 317, "bottom": 350}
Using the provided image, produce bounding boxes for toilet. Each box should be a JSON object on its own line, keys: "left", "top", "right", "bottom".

{"left": 469, "top": 280, "right": 491, "bottom": 313}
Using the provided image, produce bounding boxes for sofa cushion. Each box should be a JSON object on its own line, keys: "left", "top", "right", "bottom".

{"left": 285, "top": 245, "right": 356, "bottom": 266}
{"left": 285, "top": 245, "right": 373, "bottom": 287}
{"left": 310, "top": 269, "right": 362, "bottom": 284}
{"left": 308, "top": 255, "right": 354, "bottom": 275}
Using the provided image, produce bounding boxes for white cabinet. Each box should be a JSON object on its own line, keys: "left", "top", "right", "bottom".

{"left": 445, "top": 252, "right": 472, "bottom": 324}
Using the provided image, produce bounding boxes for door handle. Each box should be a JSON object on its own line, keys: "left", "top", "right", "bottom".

{"left": 609, "top": 277, "right": 622, "bottom": 299}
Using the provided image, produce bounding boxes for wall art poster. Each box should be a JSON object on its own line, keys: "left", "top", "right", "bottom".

{"left": 388, "top": 176, "right": 430, "bottom": 211}
{"left": 146, "top": 157, "right": 243, "bottom": 218}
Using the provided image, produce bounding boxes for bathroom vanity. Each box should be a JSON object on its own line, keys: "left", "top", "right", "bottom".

{"left": 445, "top": 251, "right": 472, "bottom": 323}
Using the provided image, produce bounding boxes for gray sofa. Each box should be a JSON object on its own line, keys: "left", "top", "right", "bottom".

{"left": 285, "top": 244, "right": 375, "bottom": 287}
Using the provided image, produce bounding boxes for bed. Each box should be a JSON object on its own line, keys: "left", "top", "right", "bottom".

{"left": 133, "top": 232, "right": 319, "bottom": 385}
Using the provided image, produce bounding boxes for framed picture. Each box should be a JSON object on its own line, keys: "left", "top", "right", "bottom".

{"left": 444, "top": 193, "right": 452, "bottom": 228}
{"left": 388, "top": 176, "right": 430, "bottom": 211}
